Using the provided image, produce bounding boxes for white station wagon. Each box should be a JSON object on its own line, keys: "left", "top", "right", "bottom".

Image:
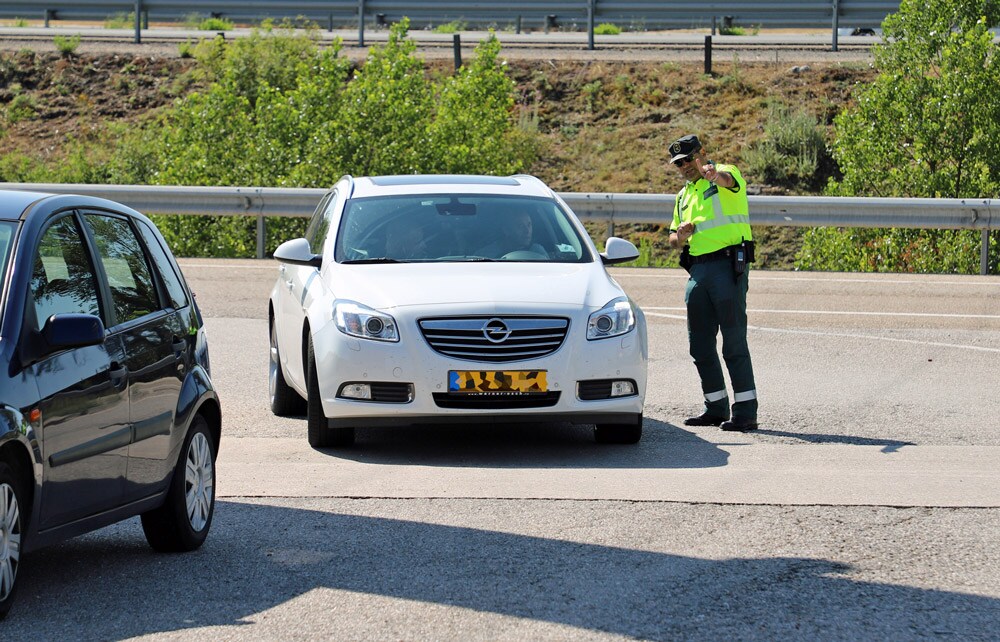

{"left": 268, "top": 174, "right": 648, "bottom": 447}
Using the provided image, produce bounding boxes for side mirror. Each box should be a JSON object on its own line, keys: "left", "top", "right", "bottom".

{"left": 273, "top": 238, "right": 322, "bottom": 268}
{"left": 42, "top": 313, "right": 106, "bottom": 350}
{"left": 600, "top": 237, "right": 640, "bottom": 265}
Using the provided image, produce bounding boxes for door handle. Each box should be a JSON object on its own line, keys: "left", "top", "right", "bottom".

{"left": 286, "top": 279, "right": 294, "bottom": 290}
{"left": 171, "top": 336, "right": 187, "bottom": 353}
{"left": 108, "top": 362, "right": 128, "bottom": 388}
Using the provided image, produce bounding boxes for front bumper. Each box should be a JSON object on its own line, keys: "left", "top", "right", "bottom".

{"left": 311, "top": 309, "right": 647, "bottom": 427}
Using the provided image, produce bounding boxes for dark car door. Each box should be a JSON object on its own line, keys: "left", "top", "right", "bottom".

{"left": 30, "top": 213, "right": 131, "bottom": 530}
{"left": 81, "top": 212, "right": 185, "bottom": 502}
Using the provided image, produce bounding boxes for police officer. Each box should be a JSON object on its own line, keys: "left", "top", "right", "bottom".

{"left": 667, "top": 134, "right": 758, "bottom": 431}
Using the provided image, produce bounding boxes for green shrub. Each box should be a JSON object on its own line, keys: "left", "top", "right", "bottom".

{"left": 178, "top": 40, "right": 194, "bottom": 58}
{"left": 104, "top": 12, "right": 133, "bottom": 29}
{"left": 199, "top": 17, "right": 234, "bottom": 31}
{"left": 6, "top": 93, "right": 36, "bottom": 123}
{"left": 594, "top": 23, "right": 621, "bottom": 35}
{"left": 53, "top": 35, "right": 81, "bottom": 57}
{"left": 797, "top": 227, "right": 997, "bottom": 274}
{"left": 85, "top": 20, "right": 533, "bottom": 257}
{"left": 742, "top": 101, "right": 828, "bottom": 191}
{"left": 12, "top": 18, "right": 29, "bottom": 28}
{"left": 433, "top": 20, "right": 467, "bottom": 34}
{"left": 183, "top": 13, "right": 234, "bottom": 31}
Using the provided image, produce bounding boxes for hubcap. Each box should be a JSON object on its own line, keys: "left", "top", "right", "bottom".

{"left": 0, "top": 483, "right": 20, "bottom": 602}
{"left": 184, "top": 433, "right": 214, "bottom": 532}
{"left": 269, "top": 325, "right": 279, "bottom": 400}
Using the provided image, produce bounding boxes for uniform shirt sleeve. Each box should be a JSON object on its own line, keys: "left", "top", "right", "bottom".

{"left": 670, "top": 188, "right": 683, "bottom": 232}
{"left": 719, "top": 163, "right": 745, "bottom": 193}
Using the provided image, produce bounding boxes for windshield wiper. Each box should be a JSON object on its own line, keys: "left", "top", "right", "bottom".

{"left": 459, "top": 256, "right": 498, "bottom": 262}
{"left": 341, "top": 257, "right": 401, "bottom": 264}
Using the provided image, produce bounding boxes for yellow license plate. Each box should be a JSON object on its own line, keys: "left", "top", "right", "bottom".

{"left": 448, "top": 370, "right": 548, "bottom": 394}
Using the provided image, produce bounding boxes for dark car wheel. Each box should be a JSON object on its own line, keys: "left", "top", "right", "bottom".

{"left": 306, "top": 338, "right": 354, "bottom": 449}
{"left": 141, "top": 415, "right": 216, "bottom": 552}
{"left": 269, "top": 320, "right": 306, "bottom": 416}
{"left": 0, "top": 462, "right": 24, "bottom": 621}
{"left": 594, "top": 414, "right": 643, "bottom": 444}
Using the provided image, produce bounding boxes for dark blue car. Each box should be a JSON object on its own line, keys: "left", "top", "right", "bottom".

{"left": 0, "top": 190, "right": 221, "bottom": 620}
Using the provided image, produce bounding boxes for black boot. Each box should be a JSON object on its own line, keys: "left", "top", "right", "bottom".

{"left": 684, "top": 412, "right": 728, "bottom": 427}
{"left": 720, "top": 417, "right": 758, "bottom": 432}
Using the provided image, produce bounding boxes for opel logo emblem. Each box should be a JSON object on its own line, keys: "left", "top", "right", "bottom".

{"left": 482, "top": 318, "right": 512, "bottom": 343}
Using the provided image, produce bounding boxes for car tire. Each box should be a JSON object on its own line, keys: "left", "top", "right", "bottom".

{"left": 594, "top": 414, "right": 643, "bottom": 444}
{"left": 270, "top": 319, "right": 306, "bottom": 416}
{"left": 306, "top": 338, "right": 354, "bottom": 448}
{"left": 0, "top": 462, "right": 24, "bottom": 621}
{"left": 141, "top": 415, "right": 216, "bottom": 552}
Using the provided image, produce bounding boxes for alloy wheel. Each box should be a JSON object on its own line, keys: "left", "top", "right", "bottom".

{"left": 184, "top": 433, "right": 214, "bottom": 532}
{"left": 0, "top": 483, "right": 20, "bottom": 602}
{"left": 268, "top": 324, "right": 279, "bottom": 401}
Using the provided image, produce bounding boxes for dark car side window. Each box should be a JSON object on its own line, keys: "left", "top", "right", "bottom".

{"left": 84, "top": 214, "right": 160, "bottom": 325}
{"left": 136, "top": 221, "right": 188, "bottom": 309}
{"left": 30, "top": 215, "right": 102, "bottom": 331}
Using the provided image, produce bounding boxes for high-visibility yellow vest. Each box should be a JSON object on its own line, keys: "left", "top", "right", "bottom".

{"left": 671, "top": 163, "right": 752, "bottom": 256}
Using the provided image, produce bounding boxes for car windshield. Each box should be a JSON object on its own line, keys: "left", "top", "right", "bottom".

{"left": 335, "top": 194, "right": 593, "bottom": 263}
{"left": 0, "top": 220, "right": 17, "bottom": 328}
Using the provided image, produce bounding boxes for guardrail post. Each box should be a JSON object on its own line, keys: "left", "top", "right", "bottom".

{"left": 831, "top": 0, "right": 840, "bottom": 52}
{"left": 704, "top": 36, "right": 712, "bottom": 74}
{"left": 982, "top": 230, "right": 990, "bottom": 276}
{"left": 453, "top": 34, "right": 462, "bottom": 70}
{"left": 587, "top": 0, "right": 595, "bottom": 51}
{"left": 134, "top": 1, "right": 142, "bottom": 44}
{"left": 44, "top": 9, "right": 55, "bottom": 27}
{"left": 358, "top": 0, "right": 365, "bottom": 47}
{"left": 257, "top": 215, "right": 266, "bottom": 259}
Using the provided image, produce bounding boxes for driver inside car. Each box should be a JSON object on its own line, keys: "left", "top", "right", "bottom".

{"left": 474, "top": 210, "right": 547, "bottom": 258}
{"left": 385, "top": 221, "right": 428, "bottom": 260}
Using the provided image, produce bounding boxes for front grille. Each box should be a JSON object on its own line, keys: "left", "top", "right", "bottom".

{"left": 433, "top": 392, "right": 561, "bottom": 409}
{"left": 419, "top": 316, "right": 569, "bottom": 363}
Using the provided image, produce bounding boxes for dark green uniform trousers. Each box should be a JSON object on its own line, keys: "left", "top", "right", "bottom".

{"left": 684, "top": 259, "right": 757, "bottom": 420}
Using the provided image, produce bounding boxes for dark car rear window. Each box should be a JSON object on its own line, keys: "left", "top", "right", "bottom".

{"left": 137, "top": 221, "right": 189, "bottom": 310}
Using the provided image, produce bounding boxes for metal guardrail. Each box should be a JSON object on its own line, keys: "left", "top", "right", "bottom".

{"left": 3, "top": 183, "right": 995, "bottom": 274}
{"left": 0, "top": 0, "right": 898, "bottom": 49}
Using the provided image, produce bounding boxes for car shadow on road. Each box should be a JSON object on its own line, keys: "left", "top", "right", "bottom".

{"left": 327, "top": 417, "right": 730, "bottom": 469}
{"left": 8, "top": 501, "right": 999, "bottom": 639}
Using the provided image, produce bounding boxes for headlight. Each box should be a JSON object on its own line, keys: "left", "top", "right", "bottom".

{"left": 587, "top": 296, "right": 635, "bottom": 340}
{"left": 334, "top": 300, "right": 399, "bottom": 342}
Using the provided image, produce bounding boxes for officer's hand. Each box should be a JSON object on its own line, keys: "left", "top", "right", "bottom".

{"left": 700, "top": 163, "right": 720, "bottom": 182}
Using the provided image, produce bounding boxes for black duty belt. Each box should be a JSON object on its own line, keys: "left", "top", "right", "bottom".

{"left": 689, "top": 246, "right": 736, "bottom": 264}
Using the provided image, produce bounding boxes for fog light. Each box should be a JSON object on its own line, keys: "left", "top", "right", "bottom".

{"left": 340, "top": 383, "right": 372, "bottom": 400}
{"left": 610, "top": 381, "right": 636, "bottom": 397}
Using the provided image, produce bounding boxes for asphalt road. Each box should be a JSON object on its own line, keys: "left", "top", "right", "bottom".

{"left": 5, "top": 260, "right": 1000, "bottom": 640}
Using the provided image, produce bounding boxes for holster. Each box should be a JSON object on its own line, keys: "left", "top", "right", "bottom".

{"left": 732, "top": 240, "right": 755, "bottom": 283}
{"left": 679, "top": 245, "right": 692, "bottom": 273}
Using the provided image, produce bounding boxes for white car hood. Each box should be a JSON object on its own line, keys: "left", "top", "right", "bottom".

{"left": 332, "top": 262, "right": 624, "bottom": 310}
